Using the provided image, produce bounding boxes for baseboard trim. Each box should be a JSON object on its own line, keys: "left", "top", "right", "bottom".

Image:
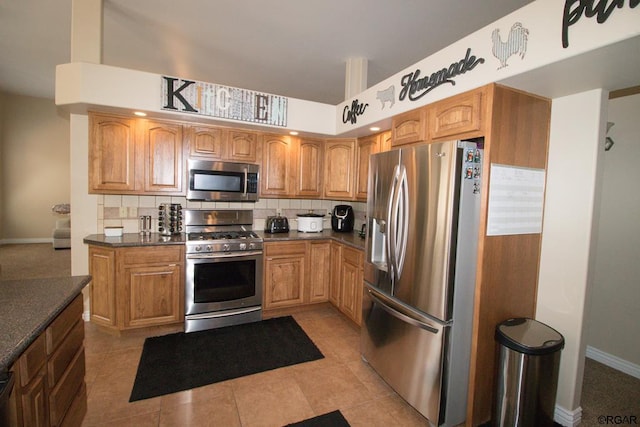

{"left": 0, "top": 238, "right": 52, "bottom": 245}
{"left": 555, "top": 404, "right": 582, "bottom": 427}
{"left": 586, "top": 345, "right": 640, "bottom": 379}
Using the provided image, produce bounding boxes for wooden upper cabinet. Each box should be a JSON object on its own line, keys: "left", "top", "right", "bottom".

{"left": 295, "top": 138, "right": 324, "bottom": 198}
{"left": 430, "top": 88, "right": 485, "bottom": 140}
{"left": 89, "top": 113, "right": 137, "bottom": 192}
{"left": 187, "top": 125, "right": 258, "bottom": 163}
{"left": 324, "top": 138, "right": 356, "bottom": 200}
{"left": 261, "top": 133, "right": 296, "bottom": 197}
{"left": 143, "top": 120, "right": 184, "bottom": 194}
{"left": 227, "top": 130, "right": 258, "bottom": 163}
{"left": 355, "top": 135, "right": 379, "bottom": 201}
{"left": 89, "top": 112, "right": 185, "bottom": 196}
{"left": 187, "top": 125, "right": 224, "bottom": 159}
{"left": 391, "top": 107, "right": 427, "bottom": 146}
{"left": 379, "top": 131, "right": 392, "bottom": 153}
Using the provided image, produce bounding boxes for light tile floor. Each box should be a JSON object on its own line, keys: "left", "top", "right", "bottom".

{"left": 81, "top": 304, "right": 430, "bottom": 427}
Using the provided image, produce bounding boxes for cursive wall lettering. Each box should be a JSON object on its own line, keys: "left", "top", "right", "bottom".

{"left": 399, "top": 48, "right": 485, "bottom": 102}
{"left": 342, "top": 99, "right": 369, "bottom": 124}
{"left": 562, "top": 0, "right": 639, "bottom": 48}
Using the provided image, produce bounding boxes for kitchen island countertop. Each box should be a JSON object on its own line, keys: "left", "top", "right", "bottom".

{"left": 0, "top": 275, "right": 91, "bottom": 373}
{"left": 84, "top": 233, "right": 187, "bottom": 247}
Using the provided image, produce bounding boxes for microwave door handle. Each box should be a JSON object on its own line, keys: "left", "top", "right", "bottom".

{"left": 243, "top": 168, "right": 248, "bottom": 196}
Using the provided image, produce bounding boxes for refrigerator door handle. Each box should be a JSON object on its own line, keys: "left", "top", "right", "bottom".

{"left": 366, "top": 287, "right": 441, "bottom": 334}
{"left": 395, "top": 165, "right": 409, "bottom": 279}
{"left": 387, "top": 165, "right": 400, "bottom": 289}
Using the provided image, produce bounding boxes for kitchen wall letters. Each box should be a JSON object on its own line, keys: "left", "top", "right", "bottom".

{"left": 162, "top": 76, "right": 288, "bottom": 126}
{"left": 342, "top": 99, "right": 369, "bottom": 124}
{"left": 562, "top": 0, "right": 640, "bottom": 48}
{"left": 398, "top": 48, "right": 485, "bottom": 102}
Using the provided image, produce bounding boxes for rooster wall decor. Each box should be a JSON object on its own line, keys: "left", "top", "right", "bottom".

{"left": 491, "top": 22, "right": 529, "bottom": 70}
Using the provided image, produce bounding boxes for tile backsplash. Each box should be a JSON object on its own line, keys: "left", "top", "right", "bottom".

{"left": 98, "top": 195, "right": 366, "bottom": 234}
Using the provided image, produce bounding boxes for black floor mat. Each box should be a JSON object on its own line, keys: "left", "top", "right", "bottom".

{"left": 129, "top": 316, "right": 323, "bottom": 401}
{"left": 286, "top": 410, "right": 350, "bottom": 427}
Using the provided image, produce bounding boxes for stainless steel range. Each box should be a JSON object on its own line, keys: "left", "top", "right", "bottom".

{"left": 184, "top": 209, "right": 263, "bottom": 333}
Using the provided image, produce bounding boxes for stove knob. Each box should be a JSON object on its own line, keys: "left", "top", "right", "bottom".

{"left": 206, "top": 245, "right": 213, "bottom": 252}
{"left": 195, "top": 245, "right": 202, "bottom": 252}
{"left": 223, "top": 243, "right": 230, "bottom": 252}
{"left": 239, "top": 243, "right": 247, "bottom": 250}
{"left": 249, "top": 243, "right": 256, "bottom": 250}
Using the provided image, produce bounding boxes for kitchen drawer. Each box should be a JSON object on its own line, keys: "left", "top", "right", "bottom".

{"left": 47, "top": 320, "right": 84, "bottom": 387}
{"left": 46, "top": 295, "right": 83, "bottom": 355}
{"left": 264, "top": 241, "right": 307, "bottom": 257}
{"left": 48, "top": 347, "right": 85, "bottom": 427}
{"left": 342, "top": 246, "right": 363, "bottom": 265}
{"left": 18, "top": 334, "right": 46, "bottom": 387}
{"left": 120, "top": 246, "right": 183, "bottom": 266}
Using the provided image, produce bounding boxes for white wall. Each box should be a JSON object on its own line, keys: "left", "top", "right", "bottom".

{"left": 536, "top": 89, "right": 607, "bottom": 423}
{"left": 586, "top": 93, "right": 640, "bottom": 367}
{"left": 0, "top": 93, "right": 70, "bottom": 242}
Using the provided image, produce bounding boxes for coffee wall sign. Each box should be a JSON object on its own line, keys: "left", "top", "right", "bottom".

{"left": 162, "top": 76, "right": 288, "bottom": 127}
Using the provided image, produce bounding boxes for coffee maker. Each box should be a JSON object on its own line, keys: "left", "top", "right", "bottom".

{"left": 331, "top": 205, "right": 354, "bottom": 232}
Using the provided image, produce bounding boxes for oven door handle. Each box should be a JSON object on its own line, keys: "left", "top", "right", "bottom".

{"left": 187, "top": 250, "right": 263, "bottom": 259}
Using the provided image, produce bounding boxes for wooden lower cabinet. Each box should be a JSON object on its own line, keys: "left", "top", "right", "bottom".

{"left": 88, "top": 245, "right": 185, "bottom": 332}
{"left": 308, "top": 241, "right": 331, "bottom": 302}
{"left": 10, "top": 295, "right": 86, "bottom": 427}
{"left": 337, "top": 246, "right": 364, "bottom": 325}
{"left": 329, "top": 242, "right": 342, "bottom": 306}
{"left": 263, "top": 239, "right": 364, "bottom": 326}
{"left": 264, "top": 241, "right": 306, "bottom": 309}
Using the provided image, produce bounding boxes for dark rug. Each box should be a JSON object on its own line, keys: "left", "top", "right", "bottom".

{"left": 286, "top": 410, "right": 350, "bottom": 427}
{"left": 129, "top": 316, "right": 323, "bottom": 402}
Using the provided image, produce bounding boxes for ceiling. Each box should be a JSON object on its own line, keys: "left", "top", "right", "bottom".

{"left": 0, "top": 0, "right": 538, "bottom": 105}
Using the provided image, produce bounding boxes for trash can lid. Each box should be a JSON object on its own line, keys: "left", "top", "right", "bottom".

{"left": 495, "top": 318, "right": 564, "bottom": 355}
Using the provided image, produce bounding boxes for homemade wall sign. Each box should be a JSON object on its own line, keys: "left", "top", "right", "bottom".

{"left": 399, "top": 48, "right": 485, "bottom": 102}
{"left": 161, "top": 76, "right": 288, "bottom": 127}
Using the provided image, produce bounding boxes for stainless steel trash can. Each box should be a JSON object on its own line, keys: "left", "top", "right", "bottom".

{"left": 493, "top": 318, "right": 564, "bottom": 427}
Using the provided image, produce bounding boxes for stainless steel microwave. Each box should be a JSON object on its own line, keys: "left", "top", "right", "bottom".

{"left": 187, "top": 159, "right": 259, "bottom": 202}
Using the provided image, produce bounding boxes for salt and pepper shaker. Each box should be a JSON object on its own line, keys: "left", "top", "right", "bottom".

{"left": 139, "top": 215, "right": 152, "bottom": 235}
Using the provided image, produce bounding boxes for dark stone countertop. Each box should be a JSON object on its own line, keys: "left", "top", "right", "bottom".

{"left": 258, "top": 230, "right": 366, "bottom": 251}
{"left": 84, "top": 230, "right": 365, "bottom": 251}
{"left": 0, "top": 275, "right": 91, "bottom": 373}
{"left": 84, "top": 233, "right": 187, "bottom": 247}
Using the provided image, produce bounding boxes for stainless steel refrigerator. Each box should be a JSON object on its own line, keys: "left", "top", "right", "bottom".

{"left": 362, "top": 140, "right": 483, "bottom": 426}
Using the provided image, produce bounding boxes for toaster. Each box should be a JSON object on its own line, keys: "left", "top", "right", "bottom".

{"left": 264, "top": 215, "right": 289, "bottom": 233}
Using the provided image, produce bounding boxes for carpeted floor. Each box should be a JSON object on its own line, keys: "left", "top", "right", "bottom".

{"left": 0, "top": 242, "right": 71, "bottom": 280}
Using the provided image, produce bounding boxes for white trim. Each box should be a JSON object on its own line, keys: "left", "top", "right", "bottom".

{"left": 0, "top": 238, "right": 53, "bottom": 245}
{"left": 82, "top": 310, "right": 91, "bottom": 322}
{"left": 586, "top": 345, "right": 640, "bottom": 379}
{"left": 554, "top": 404, "right": 582, "bottom": 427}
